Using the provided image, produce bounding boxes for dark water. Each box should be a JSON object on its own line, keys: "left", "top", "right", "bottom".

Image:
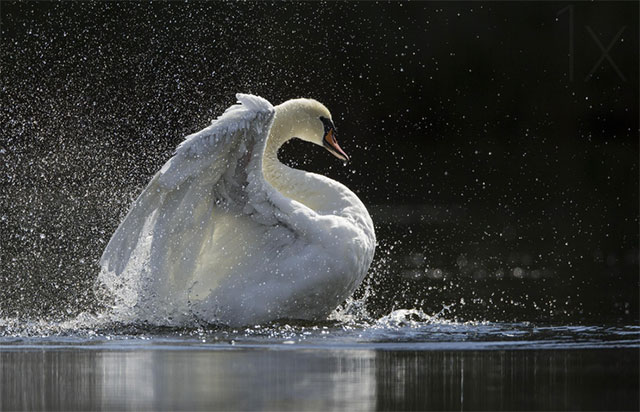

{"left": 1, "top": 322, "right": 638, "bottom": 411}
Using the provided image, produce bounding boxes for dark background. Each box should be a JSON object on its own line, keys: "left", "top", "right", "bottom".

{"left": 1, "top": 1, "right": 637, "bottom": 324}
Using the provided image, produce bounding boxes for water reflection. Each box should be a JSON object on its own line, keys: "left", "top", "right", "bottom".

{"left": 375, "top": 349, "right": 639, "bottom": 410}
{"left": 1, "top": 348, "right": 637, "bottom": 411}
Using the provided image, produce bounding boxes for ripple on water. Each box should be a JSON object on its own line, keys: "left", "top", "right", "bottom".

{"left": 0, "top": 309, "right": 638, "bottom": 351}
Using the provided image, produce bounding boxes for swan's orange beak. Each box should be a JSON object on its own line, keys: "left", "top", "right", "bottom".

{"left": 323, "top": 128, "right": 350, "bottom": 163}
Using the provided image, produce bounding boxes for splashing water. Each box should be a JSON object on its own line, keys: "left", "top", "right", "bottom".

{"left": 1, "top": 282, "right": 638, "bottom": 351}
{"left": 1, "top": 0, "right": 637, "bottom": 352}
{"left": 1, "top": 225, "right": 637, "bottom": 351}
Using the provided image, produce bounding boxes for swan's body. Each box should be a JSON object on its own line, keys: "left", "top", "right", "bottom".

{"left": 98, "top": 94, "right": 375, "bottom": 326}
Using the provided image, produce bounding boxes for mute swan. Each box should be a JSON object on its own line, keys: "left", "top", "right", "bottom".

{"left": 98, "top": 94, "right": 376, "bottom": 326}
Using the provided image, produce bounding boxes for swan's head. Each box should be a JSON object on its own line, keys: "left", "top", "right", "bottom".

{"left": 276, "top": 98, "right": 350, "bottom": 162}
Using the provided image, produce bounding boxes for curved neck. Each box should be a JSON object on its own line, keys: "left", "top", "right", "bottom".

{"left": 262, "top": 102, "right": 355, "bottom": 217}
{"left": 262, "top": 107, "right": 300, "bottom": 198}
{"left": 264, "top": 104, "right": 297, "bottom": 163}
{"left": 262, "top": 106, "right": 327, "bottom": 212}
{"left": 259, "top": 100, "right": 374, "bottom": 241}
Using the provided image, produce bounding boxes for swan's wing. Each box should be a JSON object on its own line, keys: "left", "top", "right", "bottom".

{"left": 100, "top": 93, "right": 278, "bottom": 276}
{"left": 156, "top": 93, "right": 274, "bottom": 193}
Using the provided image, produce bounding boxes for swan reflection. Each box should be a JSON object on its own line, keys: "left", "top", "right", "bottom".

{"left": 96, "top": 348, "right": 377, "bottom": 411}
{"left": 1, "top": 347, "right": 636, "bottom": 410}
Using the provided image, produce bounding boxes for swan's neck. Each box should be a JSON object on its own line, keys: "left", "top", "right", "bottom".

{"left": 262, "top": 108, "right": 305, "bottom": 199}
{"left": 261, "top": 105, "right": 375, "bottom": 242}
{"left": 263, "top": 108, "right": 295, "bottom": 167}
{"left": 262, "top": 108, "right": 336, "bottom": 213}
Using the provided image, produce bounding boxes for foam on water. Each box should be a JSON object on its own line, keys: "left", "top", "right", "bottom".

{"left": 1, "top": 304, "right": 638, "bottom": 351}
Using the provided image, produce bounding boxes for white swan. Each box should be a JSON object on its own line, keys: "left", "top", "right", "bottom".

{"left": 97, "top": 94, "right": 376, "bottom": 326}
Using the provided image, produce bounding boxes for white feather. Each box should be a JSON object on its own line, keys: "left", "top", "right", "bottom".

{"left": 97, "top": 94, "right": 376, "bottom": 326}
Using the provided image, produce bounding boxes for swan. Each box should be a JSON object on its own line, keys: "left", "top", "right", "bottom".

{"left": 97, "top": 94, "right": 376, "bottom": 326}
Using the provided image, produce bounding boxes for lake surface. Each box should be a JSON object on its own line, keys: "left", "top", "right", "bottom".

{"left": 1, "top": 320, "right": 638, "bottom": 411}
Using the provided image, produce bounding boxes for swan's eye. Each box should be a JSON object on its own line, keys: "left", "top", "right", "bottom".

{"left": 319, "top": 116, "right": 336, "bottom": 135}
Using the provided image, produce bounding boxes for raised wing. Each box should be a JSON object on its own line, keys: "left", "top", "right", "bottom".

{"left": 156, "top": 93, "right": 274, "bottom": 191}
{"left": 100, "top": 93, "right": 277, "bottom": 276}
